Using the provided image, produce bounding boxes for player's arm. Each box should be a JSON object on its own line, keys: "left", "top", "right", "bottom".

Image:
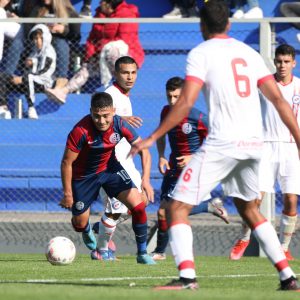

{"left": 60, "top": 148, "right": 79, "bottom": 209}
{"left": 259, "top": 79, "right": 300, "bottom": 155}
{"left": 132, "top": 137, "right": 154, "bottom": 202}
{"left": 157, "top": 134, "right": 170, "bottom": 174}
{"left": 130, "top": 80, "right": 203, "bottom": 156}
{"left": 121, "top": 115, "right": 143, "bottom": 128}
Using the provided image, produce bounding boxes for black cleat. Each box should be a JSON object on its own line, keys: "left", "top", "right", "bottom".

{"left": 154, "top": 278, "right": 198, "bottom": 290}
{"left": 279, "top": 276, "right": 300, "bottom": 291}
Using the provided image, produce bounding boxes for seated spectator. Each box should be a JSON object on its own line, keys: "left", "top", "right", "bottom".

{"left": 79, "top": 0, "right": 92, "bottom": 18}
{"left": 163, "top": 0, "right": 199, "bottom": 19}
{"left": 280, "top": 2, "right": 300, "bottom": 30}
{"left": 231, "top": 0, "right": 263, "bottom": 19}
{"left": 0, "top": 24, "right": 56, "bottom": 119}
{"left": 46, "top": 0, "right": 145, "bottom": 104}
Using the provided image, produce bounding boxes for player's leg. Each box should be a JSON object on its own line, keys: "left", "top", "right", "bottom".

{"left": 280, "top": 193, "right": 298, "bottom": 261}
{"left": 117, "top": 187, "right": 156, "bottom": 264}
{"left": 230, "top": 159, "right": 299, "bottom": 290}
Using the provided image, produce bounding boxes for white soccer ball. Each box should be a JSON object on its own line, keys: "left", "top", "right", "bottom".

{"left": 45, "top": 236, "right": 76, "bottom": 265}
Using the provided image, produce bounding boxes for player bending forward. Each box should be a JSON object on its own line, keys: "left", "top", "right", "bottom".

{"left": 60, "top": 92, "right": 156, "bottom": 265}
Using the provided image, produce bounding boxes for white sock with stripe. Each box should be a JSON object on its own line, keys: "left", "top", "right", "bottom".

{"left": 279, "top": 213, "right": 297, "bottom": 251}
{"left": 252, "top": 220, "right": 295, "bottom": 281}
{"left": 97, "top": 215, "right": 117, "bottom": 251}
{"left": 169, "top": 223, "right": 195, "bottom": 279}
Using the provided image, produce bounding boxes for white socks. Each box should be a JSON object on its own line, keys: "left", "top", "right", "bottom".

{"left": 279, "top": 213, "right": 297, "bottom": 251}
{"left": 97, "top": 215, "right": 117, "bottom": 251}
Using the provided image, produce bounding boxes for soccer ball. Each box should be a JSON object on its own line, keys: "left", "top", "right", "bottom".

{"left": 45, "top": 236, "right": 76, "bottom": 265}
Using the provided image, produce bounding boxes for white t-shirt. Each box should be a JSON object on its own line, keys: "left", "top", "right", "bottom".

{"left": 186, "top": 36, "right": 272, "bottom": 158}
{"left": 261, "top": 75, "right": 300, "bottom": 142}
{"left": 0, "top": 8, "right": 20, "bottom": 61}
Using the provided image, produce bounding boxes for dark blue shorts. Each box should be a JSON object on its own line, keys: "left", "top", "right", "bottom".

{"left": 160, "top": 171, "right": 178, "bottom": 202}
{"left": 72, "top": 162, "right": 136, "bottom": 216}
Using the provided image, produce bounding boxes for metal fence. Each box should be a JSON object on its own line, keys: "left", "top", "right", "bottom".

{"left": 0, "top": 18, "right": 299, "bottom": 214}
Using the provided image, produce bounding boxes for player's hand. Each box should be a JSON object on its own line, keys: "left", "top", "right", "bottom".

{"left": 122, "top": 116, "right": 143, "bottom": 128}
{"left": 11, "top": 76, "right": 22, "bottom": 85}
{"left": 128, "top": 136, "right": 154, "bottom": 158}
{"left": 59, "top": 195, "right": 73, "bottom": 209}
{"left": 141, "top": 179, "right": 154, "bottom": 203}
{"left": 158, "top": 157, "right": 170, "bottom": 174}
{"left": 176, "top": 155, "right": 192, "bottom": 168}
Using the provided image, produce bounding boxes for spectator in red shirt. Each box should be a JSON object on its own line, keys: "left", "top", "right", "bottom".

{"left": 46, "top": 0, "right": 145, "bottom": 104}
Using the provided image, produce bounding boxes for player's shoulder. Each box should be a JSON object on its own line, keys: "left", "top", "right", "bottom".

{"left": 292, "top": 75, "right": 300, "bottom": 84}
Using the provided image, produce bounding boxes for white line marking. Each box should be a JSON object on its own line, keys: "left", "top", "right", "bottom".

{"left": 1, "top": 273, "right": 298, "bottom": 284}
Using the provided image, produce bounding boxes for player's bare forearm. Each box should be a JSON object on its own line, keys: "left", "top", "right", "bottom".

{"left": 122, "top": 115, "right": 143, "bottom": 128}
{"left": 157, "top": 135, "right": 166, "bottom": 158}
{"left": 139, "top": 147, "right": 151, "bottom": 183}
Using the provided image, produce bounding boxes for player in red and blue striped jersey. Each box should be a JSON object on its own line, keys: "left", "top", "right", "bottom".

{"left": 151, "top": 77, "right": 229, "bottom": 261}
{"left": 60, "top": 92, "right": 155, "bottom": 265}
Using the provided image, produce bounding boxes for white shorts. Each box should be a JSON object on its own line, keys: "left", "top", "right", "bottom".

{"left": 259, "top": 142, "right": 300, "bottom": 195}
{"left": 100, "top": 138, "right": 142, "bottom": 214}
{"left": 172, "top": 144, "right": 261, "bottom": 205}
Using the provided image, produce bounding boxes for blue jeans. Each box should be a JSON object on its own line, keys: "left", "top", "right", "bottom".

{"left": 52, "top": 37, "right": 70, "bottom": 78}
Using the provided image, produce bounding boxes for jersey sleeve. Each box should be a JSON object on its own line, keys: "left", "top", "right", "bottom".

{"left": 185, "top": 48, "right": 206, "bottom": 85}
{"left": 66, "top": 126, "right": 87, "bottom": 153}
{"left": 252, "top": 51, "right": 273, "bottom": 86}
{"left": 120, "top": 119, "right": 139, "bottom": 144}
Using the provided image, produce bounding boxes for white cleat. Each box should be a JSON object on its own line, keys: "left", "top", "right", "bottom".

{"left": 208, "top": 197, "right": 229, "bottom": 224}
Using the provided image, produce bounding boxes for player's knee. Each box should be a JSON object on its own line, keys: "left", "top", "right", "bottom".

{"left": 157, "top": 208, "right": 166, "bottom": 220}
{"left": 71, "top": 218, "right": 88, "bottom": 232}
{"left": 131, "top": 202, "right": 147, "bottom": 224}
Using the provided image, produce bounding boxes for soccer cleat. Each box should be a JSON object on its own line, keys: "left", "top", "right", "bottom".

{"left": 45, "top": 87, "right": 67, "bottom": 104}
{"left": 28, "top": 106, "right": 38, "bottom": 119}
{"left": 151, "top": 252, "right": 166, "bottom": 261}
{"left": 284, "top": 249, "right": 295, "bottom": 261}
{"left": 154, "top": 278, "right": 199, "bottom": 290}
{"left": 279, "top": 276, "right": 300, "bottom": 291}
{"left": 82, "top": 228, "right": 97, "bottom": 251}
{"left": 136, "top": 253, "right": 156, "bottom": 265}
{"left": 229, "top": 239, "right": 250, "bottom": 260}
{"left": 163, "top": 6, "right": 185, "bottom": 19}
{"left": 208, "top": 198, "right": 229, "bottom": 224}
{"left": 91, "top": 249, "right": 116, "bottom": 261}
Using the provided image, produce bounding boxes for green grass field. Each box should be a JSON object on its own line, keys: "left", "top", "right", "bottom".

{"left": 0, "top": 253, "right": 300, "bottom": 300}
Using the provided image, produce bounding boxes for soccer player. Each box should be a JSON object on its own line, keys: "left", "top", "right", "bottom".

{"left": 91, "top": 56, "right": 153, "bottom": 261}
{"left": 151, "top": 76, "right": 229, "bottom": 261}
{"left": 230, "top": 44, "right": 300, "bottom": 261}
{"left": 60, "top": 92, "right": 155, "bottom": 265}
{"left": 129, "top": 0, "right": 300, "bottom": 291}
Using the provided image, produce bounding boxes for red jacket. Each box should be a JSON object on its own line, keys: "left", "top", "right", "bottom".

{"left": 85, "top": 1, "right": 144, "bottom": 67}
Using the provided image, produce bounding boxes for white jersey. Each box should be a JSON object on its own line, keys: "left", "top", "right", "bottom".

{"left": 261, "top": 75, "right": 300, "bottom": 142}
{"left": 186, "top": 36, "right": 272, "bottom": 158}
{"left": 105, "top": 83, "right": 133, "bottom": 117}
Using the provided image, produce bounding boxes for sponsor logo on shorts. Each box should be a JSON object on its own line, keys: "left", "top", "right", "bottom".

{"left": 112, "top": 201, "right": 121, "bottom": 210}
{"left": 292, "top": 95, "right": 300, "bottom": 105}
{"left": 109, "top": 133, "right": 121, "bottom": 144}
{"left": 182, "top": 123, "right": 192, "bottom": 134}
{"left": 75, "top": 201, "right": 84, "bottom": 211}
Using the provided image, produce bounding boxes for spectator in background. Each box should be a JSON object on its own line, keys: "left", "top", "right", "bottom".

{"left": 163, "top": 0, "right": 199, "bottom": 18}
{"left": 280, "top": 2, "right": 300, "bottom": 41}
{"left": 0, "top": 24, "right": 56, "bottom": 119}
{"left": 46, "top": 0, "right": 145, "bottom": 104}
{"left": 79, "top": 0, "right": 92, "bottom": 18}
{"left": 231, "top": 0, "right": 263, "bottom": 19}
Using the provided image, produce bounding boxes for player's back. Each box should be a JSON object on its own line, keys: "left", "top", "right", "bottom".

{"left": 187, "top": 37, "right": 272, "bottom": 144}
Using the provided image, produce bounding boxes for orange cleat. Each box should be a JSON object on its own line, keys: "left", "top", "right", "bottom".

{"left": 229, "top": 239, "right": 250, "bottom": 260}
{"left": 284, "top": 249, "right": 295, "bottom": 261}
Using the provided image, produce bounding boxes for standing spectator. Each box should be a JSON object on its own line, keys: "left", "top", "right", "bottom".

{"left": 151, "top": 76, "right": 229, "bottom": 261}
{"left": 0, "top": 24, "right": 56, "bottom": 119}
{"left": 129, "top": 0, "right": 300, "bottom": 291}
{"left": 231, "top": 0, "right": 263, "bottom": 19}
{"left": 280, "top": 2, "right": 300, "bottom": 41}
{"left": 230, "top": 44, "right": 300, "bottom": 261}
{"left": 46, "top": 0, "right": 145, "bottom": 104}
{"left": 163, "top": 0, "right": 199, "bottom": 18}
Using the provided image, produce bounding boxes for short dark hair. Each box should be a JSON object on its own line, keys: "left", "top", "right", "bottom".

{"left": 200, "top": 0, "right": 229, "bottom": 34}
{"left": 166, "top": 77, "right": 184, "bottom": 91}
{"left": 91, "top": 92, "right": 113, "bottom": 109}
{"left": 275, "top": 44, "right": 296, "bottom": 60}
{"left": 115, "top": 56, "right": 138, "bottom": 72}
{"left": 103, "top": 0, "right": 123, "bottom": 10}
